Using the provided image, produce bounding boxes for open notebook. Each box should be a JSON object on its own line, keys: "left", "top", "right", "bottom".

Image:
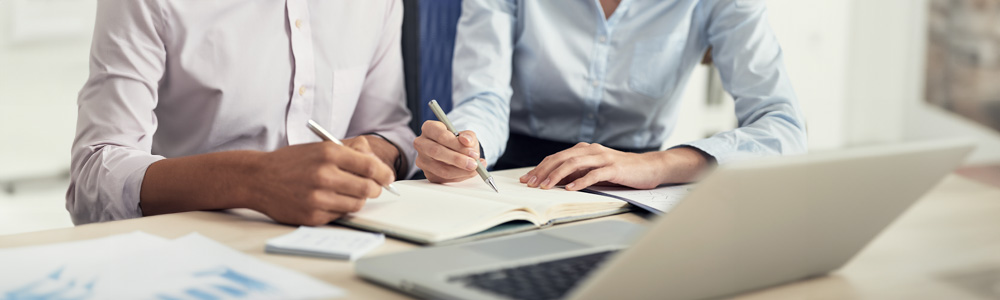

{"left": 337, "top": 168, "right": 630, "bottom": 244}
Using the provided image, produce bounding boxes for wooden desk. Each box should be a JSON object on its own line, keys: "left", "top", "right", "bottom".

{"left": 2, "top": 175, "right": 998, "bottom": 299}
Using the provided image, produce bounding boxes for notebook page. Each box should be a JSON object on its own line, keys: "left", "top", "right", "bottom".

{"left": 341, "top": 181, "right": 542, "bottom": 242}
{"left": 402, "top": 169, "right": 628, "bottom": 219}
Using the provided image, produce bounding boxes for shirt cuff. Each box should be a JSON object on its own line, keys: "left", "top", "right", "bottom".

{"left": 675, "top": 138, "right": 746, "bottom": 165}
{"left": 121, "top": 154, "right": 166, "bottom": 218}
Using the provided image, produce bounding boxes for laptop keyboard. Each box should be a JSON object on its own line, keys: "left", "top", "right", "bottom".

{"left": 447, "top": 250, "right": 618, "bottom": 300}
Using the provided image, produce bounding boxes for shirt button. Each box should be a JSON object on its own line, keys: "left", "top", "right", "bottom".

{"left": 298, "top": 86, "right": 306, "bottom": 96}
{"left": 599, "top": 35, "right": 607, "bottom": 43}
{"left": 591, "top": 80, "right": 599, "bottom": 87}
{"left": 295, "top": 19, "right": 303, "bottom": 29}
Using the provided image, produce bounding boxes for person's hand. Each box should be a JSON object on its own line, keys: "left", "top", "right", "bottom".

{"left": 341, "top": 135, "right": 377, "bottom": 156}
{"left": 414, "top": 120, "right": 486, "bottom": 183}
{"left": 341, "top": 135, "right": 400, "bottom": 178}
{"left": 519, "top": 143, "right": 711, "bottom": 191}
{"left": 249, "top": 142, "right": 395, "bottom": 226}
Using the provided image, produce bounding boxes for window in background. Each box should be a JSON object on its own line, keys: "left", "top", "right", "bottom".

{"left": 926, "top": 0, "right": 1000, "bottom": 133}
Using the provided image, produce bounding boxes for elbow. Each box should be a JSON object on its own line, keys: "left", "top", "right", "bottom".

{"left": 66, "top": 144, "right": 149, "bottom": 225}
{"left": 66, "top": 151, "right": 108, "bottom": 226}
{"left": 64, "top": 180, "right": 92, "bottom": 226}
{"left": 65, "top": 171, "right": 100, "bottom": 226}
{"left": 788, "top": 114, "right": 809, "bottom": 155}
{"left": 777, "top": 120, "right": 808, "bottom": 156}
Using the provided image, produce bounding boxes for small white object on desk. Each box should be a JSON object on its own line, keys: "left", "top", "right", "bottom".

{"left": 266, "top": 226, "right": 385, "bottom": 260}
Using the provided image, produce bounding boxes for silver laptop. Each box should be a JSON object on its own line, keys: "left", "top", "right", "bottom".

{"left": 356, "top": 140, "right": 973, "bottom": 300}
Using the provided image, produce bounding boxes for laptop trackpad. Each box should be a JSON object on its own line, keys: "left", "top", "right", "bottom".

{"left": 466, "top": 233, "right": 589, "bottom": 260}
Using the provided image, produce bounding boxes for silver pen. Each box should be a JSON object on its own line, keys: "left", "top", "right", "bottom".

{"left": 307, "top": 119, "right": 401, "bottom": 196}
{"left": 427, "top": 100, "right": 500, "bottom": 193}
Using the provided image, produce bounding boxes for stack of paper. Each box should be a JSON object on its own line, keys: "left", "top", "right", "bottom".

{"left": 266, "top": 226, "right": 385, "bottom": 260}
{"left": 0, "top": 231, "right": 343, "bottom": 300}
{"left": 585, "top": 184, "right": 694, "bottom": 215}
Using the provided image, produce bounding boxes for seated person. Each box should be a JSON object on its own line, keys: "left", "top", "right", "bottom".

{"left": 415, "top": 0, "right": 807, "bottom": 190}
{"left": 67, "top": 0, "right": 415, "bottom": 226}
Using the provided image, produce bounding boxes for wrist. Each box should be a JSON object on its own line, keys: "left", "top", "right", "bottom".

{"left": 650, "top": 147, "right": 713, "bottom": 185}
{"left": 237, "top": 151, "right": 269, "bottom": 212}
{"left": 363, "top": 134, "right": 404, "bottom": 178}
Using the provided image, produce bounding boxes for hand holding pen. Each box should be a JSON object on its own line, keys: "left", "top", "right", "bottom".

{"left": 413, "top": 100, "right": 499, "bottom": 193}
{"left": 308, "top": 120, "right": 401, "bottom": 196}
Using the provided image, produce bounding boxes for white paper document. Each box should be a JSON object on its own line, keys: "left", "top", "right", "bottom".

{"left": 585, "top": 184, "right": 694, "bottom": 214}
{"left": 266, "top": 226, "right": 385, "bottom": 260}
{"left": 0, "top": 231, "right": 343, "bottom": 300}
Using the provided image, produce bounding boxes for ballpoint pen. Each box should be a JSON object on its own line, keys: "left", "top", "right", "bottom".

{"left": 306, "top": 119, "right": 401, "bottom": 196}
{"left": 427, "top": 100, "right": 500, "bottom": 193}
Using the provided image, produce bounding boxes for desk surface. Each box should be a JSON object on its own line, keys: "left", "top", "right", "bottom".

{"left": 2, "top": 175, "right": 999, "bottom": 299}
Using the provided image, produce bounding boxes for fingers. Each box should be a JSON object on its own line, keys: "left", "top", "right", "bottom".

{"left": 422, "top": 121, "right": 467, "bottom": 152}
{"left": 565, "top": 166, "right": 618, "bottom": 191}
{"left": 417, "top": 154, "right": 479, "bottom": 182}
{"left": 317, "top": 166, "right": 383, "bottom": 199}
{"left": 308, "top": 190, "right": 369, "bottom": 214}
{"left": 414, "top": 136, "right": 479, "bottom": 171}
{"left": 537, "top": 155, "right": 609, "bottom": 189}
{"left": 457, "top": 130, "right": 479, "bottom": 157}
{"left": 320, "top": 143, "right": 395, "bottom": 187}
{"left": 415, "top": 121, "right": 482, "bottom": 183}
{"left": 525, "top": 143, "right": 602, "bottom": 188}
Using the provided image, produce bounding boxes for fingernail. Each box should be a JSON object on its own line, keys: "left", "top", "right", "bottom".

{"left": 540, "top": 178, "right": 551, "bottom": 189}
{"left": 528, "top": 176, "right": 538, "bottom": 186}
{"left": 468, "top": 149, "right": 479, "bottom": 158}
{"left": 459, "top": 136, "right": 472, "bottom": 145}
{"left": 465, "top": 158, "right": 477, "bottom": 170}
{"left": 566, "top": 183, "right": 576, "bottom": 190}
{"left": 519, "top": 174, "right": 528, "bottom": 181}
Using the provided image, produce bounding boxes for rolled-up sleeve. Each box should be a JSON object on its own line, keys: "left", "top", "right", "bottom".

{"left": 681, "top": 0, "right": 808, "bottom": 163}
{"left": 448, "top": 0, "right": 517, "bottom": 167}
{"left": 68, "top": 0, "right": 166, "bottom": 225}
{"left": 346, "top": 0, "right": 418, "bottom": 178}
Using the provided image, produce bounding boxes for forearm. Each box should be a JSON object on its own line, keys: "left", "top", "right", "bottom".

{"left": 647, "top": 146, "right": 714, "bottom": 185}
{"left": 703, "top": 0, "right": 807, "bottom": 163}
{"left": 139, "top": 150, "right": 264, "bottom": 216}
{"left": 451, "top": 0, "right": 517, "bottom": 166}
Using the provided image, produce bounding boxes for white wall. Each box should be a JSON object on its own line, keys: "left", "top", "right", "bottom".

{"left": 843, "top": 0, "right": 911, "bottom": 147}
{"left": 0, "top": 0, "right": 95, "bottom": 180}
{"left": 768, "top": 0, "right": 852, "bottom": 151}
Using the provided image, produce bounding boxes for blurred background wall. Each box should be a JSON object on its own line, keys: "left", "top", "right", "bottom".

{"left": 0, "top": 0, "right": 998, "bottom": 235}
{"left": 0, "top": 0, "right": 94, "bottom": 185}
{"left": 0, "top": 0, "right": 95, "bottom": 234}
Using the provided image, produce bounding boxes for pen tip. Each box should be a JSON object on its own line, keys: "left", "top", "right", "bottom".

{"left": 488, "top": 178, "right": 499, "bottom": 193}
{"left": 386, "top": 184, "right": 401, "bottom": 196}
